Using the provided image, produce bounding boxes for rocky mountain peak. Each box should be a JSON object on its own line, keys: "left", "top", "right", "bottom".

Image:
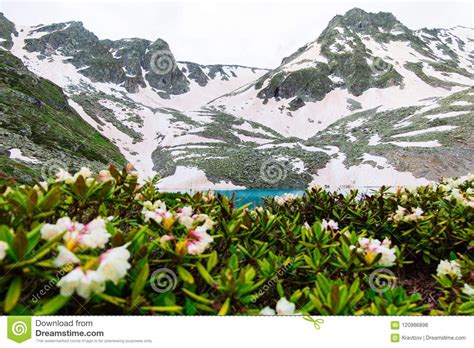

{"left": 0, "top": 12, "right": 17, "bottom": 49}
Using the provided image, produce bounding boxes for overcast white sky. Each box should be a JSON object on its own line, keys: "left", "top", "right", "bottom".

{"left": 1, "top": 0, "right": 472, "bottom": 68}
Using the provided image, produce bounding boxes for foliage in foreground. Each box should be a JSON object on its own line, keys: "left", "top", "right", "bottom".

{"left": 0, "top": 166, "right": 473, "bottom": 315}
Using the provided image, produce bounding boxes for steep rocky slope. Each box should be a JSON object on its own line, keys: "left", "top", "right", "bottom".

{"left": 0, "top": 50, "right": 126, "bottom": 182}
{"left": 1, "top": 9, "right": 472, "bottom": 188}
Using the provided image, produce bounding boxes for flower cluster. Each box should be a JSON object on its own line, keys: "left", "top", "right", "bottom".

{"left": 446, "top": 188, "right": 474, "bottom": 208}
{"left": 260, "top": 297, "right": 299, "bottom": 315}
{"left": 321, "top": 219, "right": 339, "bottom": 231}
{"left": 142, "top": 201, "right": 215, "bottom": 255}
{"left": 391, "top": 206, "right": 424, "bottom": 222}
{"left": 55, "top": 167, "right": 115, "bottom": 185}
{"left": 57, "top": 244, "right": 131, "bottom": 299}
{"left": 41, "top": 217, "right": 110, "bottom": 252}
{"left": 274, "top": 193, "right": 298, "bottom": 206}
{"left": 436, "top": 259, "right": 462, "bottom": 279}
{"left": 350, "top": 237, "right": 397, "bottom": 267}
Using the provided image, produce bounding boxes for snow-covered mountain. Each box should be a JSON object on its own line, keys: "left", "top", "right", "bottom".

{"left": 1, "top": 9, "right": 473, "bottom": 188}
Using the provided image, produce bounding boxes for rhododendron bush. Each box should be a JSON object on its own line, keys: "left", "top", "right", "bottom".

{"left": 0, "top": 166, "right": 473, "bottom": 315}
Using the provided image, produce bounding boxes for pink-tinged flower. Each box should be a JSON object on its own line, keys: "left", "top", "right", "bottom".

{"left": 55, "top": 169, "right": 73, "bottom": 183}
{"left": 142, "top": 200, "right": 171, "bottom": 224}
{"left": 42, "top": 216, "right": 110, "bottom": 250}
{"left": 186, "top": 226, "right": 214, "bottom": 255}
{"left": 97, "top": 170, "right": 113, "bottom": 183}
{"left": 160, "top": 235, "right": 174, "bottom": 244}
{"left": 352, "top": 237, "right": 396, "bottom": 267}
{"left": 96, "top": 244, "right": 131, "bottom": 285}
{"left": 78, "top": 218, "right": 110, "bottom": 249}
{"left": 274, "top": 193, "right": 297, "bottom": 206}
{"left": 0, "top": 241, "right": 8, "bottom": 261}
{"left": 41, "top": 217, "right": 78, "bottom": 240}
{"left": 178, "top": 206, "right": 193, "bottom": 217}
{"left": 322, "top": 219, "right": 339, "bottom": 231}
{"left": 53, "top": 245, "right": 80, "bottom": 267}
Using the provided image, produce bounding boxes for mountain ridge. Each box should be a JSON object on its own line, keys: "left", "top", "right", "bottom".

{"left": 1, "top": 8, "right": 473, "bottom": 188}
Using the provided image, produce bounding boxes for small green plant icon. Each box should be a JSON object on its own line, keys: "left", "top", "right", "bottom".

{"left": 391, "top": 333, "right": 400, "bottom": 343}
{"left": 7, "top": 316, "right": 32, "bottom": 343}
{"left": 391, "top": 321, "right": 400, "bottom": 330}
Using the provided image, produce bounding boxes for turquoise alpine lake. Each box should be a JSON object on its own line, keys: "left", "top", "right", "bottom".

{"left": 163, "top": 187, "right": 383, "bottom": 207}
{"left": 213, "top": 189, "right": 305, "bottom": 207}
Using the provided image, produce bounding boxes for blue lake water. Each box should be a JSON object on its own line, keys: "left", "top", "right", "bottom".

{"left": 214, "top": 189, "right": 305, "bottom": 207}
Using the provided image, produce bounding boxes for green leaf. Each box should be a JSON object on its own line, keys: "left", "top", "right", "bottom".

{"left": 38, "top": 187, "right": 61, "bottom": 211}
{"left": 207, "top": 251, "right": 218, "bottom": 272}
{"left": 218, "top": 297, "right": 231, "bottom": 315}
{"left": 177, "top": 266, "right": 194, "bottom": 284}
{"left": 34, "top": 295, "right": 70, "bottom": 315}
{"left": 140, "top": 305, "right": 183, "bottom": 313}
{"left": 182, "top": 288, "right": 212, "bottom": 305}
{"left": 196, "top": 262, "right": 216, "bottom": 287}
{"left": 12, "top": 230, "right": 28, "bottom": 260}
{"left": 131, "top": 262, "right": 149, "bottom": 307}
{"left": 4, "top": 276, "right": 22, "bottom": 313}
{"left": 229, "top": 253, "right": 238, "bottom": 271}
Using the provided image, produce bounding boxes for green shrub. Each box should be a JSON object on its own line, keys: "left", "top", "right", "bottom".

{"left": 0, "top": 166, "right": 472, "bottom": 315}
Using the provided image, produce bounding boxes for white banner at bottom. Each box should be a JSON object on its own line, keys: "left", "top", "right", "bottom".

{"left": 1, "top": 316, "right": 473, "bottom": 347}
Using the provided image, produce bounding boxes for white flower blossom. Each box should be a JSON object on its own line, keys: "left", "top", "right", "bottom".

{"left": 259, "top": 297, "right": 299, "bottom": 315}
{"left": 96, "top": 244, "right": 131, "bottom": 285}
{"left": 41, "top": 217, "right": 109, "bottom": 250}
{"left": 57, "top": 267, "right": 84, "bottom": 297}
{"left": 57, "top": 267, "right": 106, "bottom": 299}
{"left": 276, "top": 297, "right": 297, "bottom": 315}
{"left": 352, "top": 237, "right": 396, "bottom": 267}
{"left": 436, "top": 260, "right": 462, "bottom": 278}
{"left": 259, "top": 306, "right": 276, "bottom": 315}
{"left": 53, "top": 246, "right": 80, "bottom": 267}
{"left": 177, "top": 206, "right": 195, "bottom": 228}
{"left": 274, "top": 193, "right": 298, "bottom": 205}
{"left": 97, "top": 170, "right": 113, "bottom": 183}
{"left": 55, "top": 169, "right": 74, "bottom": 183}
{"left": 462, "top": 284, "right": 474, "bottom": 296}
{"left": 33, "top": 181, "right": 48, "bottom": 192}
{"left": 41, "top": 217, "right": 77, "bottom": 240}
{"left": 0, "top": 241, "right": 8, "bottom": 261}
{"left": 78, "top": 218, "right": 110, "bottom": 249}
{"left": 392, "top": 206, "right": 424, "bottom": 222}
{"left": 76, "top": 270, "right": 106, "bottom": 299}
{"left": 322, "top": 219, "right": 339, "bottom": 231}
